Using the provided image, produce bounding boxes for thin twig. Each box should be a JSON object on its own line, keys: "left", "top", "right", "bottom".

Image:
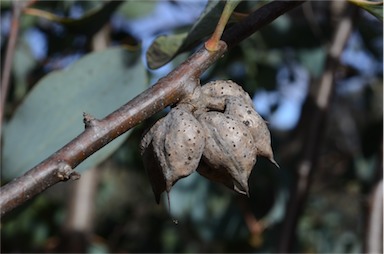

{"left": 365, "top": 180, "right": 383, "bottom": 253}
{"left": 277, "top": 1, "right": 355, "bottom": 252}
{"left": 0, "top": 1, "right": 22, "bottom": 145}
{"left": 205, "top": 0, "right": 241, "bottom": 51}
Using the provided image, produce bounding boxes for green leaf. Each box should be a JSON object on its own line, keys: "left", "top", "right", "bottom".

{"left": 24, "top": 1, "right": 124, "bottom": 35}
{"left": 2, "top": 47, "right": 148, "bottom": 180}
{"left": 348, "top": 0, "right": 383, "bottom": 21}
{"left": 146, "top": 33, "right": 189, "bottom": 69}
{"left": 12, "top": 39, "right": 37, "bottom": 101}
{"left": 146, "top": 0, "right": 227, "bottom": 69}
{"left": 117, "top": 0, "right": 157, "bottom": 19}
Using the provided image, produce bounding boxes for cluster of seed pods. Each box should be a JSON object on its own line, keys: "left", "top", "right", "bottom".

{"left": 140, "top": 80, "right": 278, "bottom": 203}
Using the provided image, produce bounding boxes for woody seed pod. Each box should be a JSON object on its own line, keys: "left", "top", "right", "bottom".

{"left": 140, "top": 104, "right": 205, "bottom": 203}
{"left": 197, "top": 112, "right": 257, "bottom": 195}
{"left": 224, "top": 96, "right": 279, "bottom": 167}
{"left": 201, "top": 80, "right": 254, "bottom": 111}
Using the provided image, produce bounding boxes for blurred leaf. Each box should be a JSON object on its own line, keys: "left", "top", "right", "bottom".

{"left": 2, "top": 47, "right": 147, "bottom": 180}
{"left": 12, "top": 39, "right": 37, "bottom": 100}
{"left": 354, "top": 156, "right": 377, "bottom": 182}
{"left": 24, "top": 1, "right": 124, "bottom": 35}
{"left": 146, "top": 33, "right": 188, "bottom": 69}
{"left": 146, "top": 0, "right": 226, "bottom": 69}
{"left": 348, "top": 0, "right": 383, "bottom": 21}
{"left": 0, "top": 0, "right": 12, "bottom": 8}
{"left": 298, "top": 47, "right": 326, "bottom": 78}
{"left": 118, "top": 0, "right": 156, "bottom": 19}
{"left": 146, "top": 0, "right": 265, "bottom": 69}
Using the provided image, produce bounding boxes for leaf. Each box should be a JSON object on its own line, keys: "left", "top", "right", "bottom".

{"left": 145, "top": 33, "right": 188, "bottom": 70}
{"left": 146, "top": 0, "right": 226, "bottom": 69}
{"left": 117, "top": 0, "right": 157, "bottom": 19}
{"left": 24, "top": 1, "right": 124, "bottom": 35}
{"left": 12, "top": 39, "right": 37, "bottom": 101}
{"left": 348, "top": 0, "right": 383, "bottom": 21}
{"left": 2, "top": 47, "right": 148, "bottom": 180}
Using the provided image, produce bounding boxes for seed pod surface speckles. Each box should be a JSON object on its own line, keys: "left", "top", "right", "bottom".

{"left": 163, "top": 105, "right": 205, "bottom": 189}
{"left": 140, "top": 105, "right": 204, "bottom": 203}
{"left": 201, "top": 80, "right": 254, "bottom": 110}
{"left": 198, "top": 112, "right": 257, "bottom": 195}
{"left": 224, "top": 96, "right": 279, "bottom": 168}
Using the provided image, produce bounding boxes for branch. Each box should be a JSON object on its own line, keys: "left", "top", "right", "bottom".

{"left": 0, "top": 0, "right": 37, "bottom": 144}
{"left": 0, "top": 41, "right": 227, "bottom": 217}
{"left": 0, "top": 0, "right": 304, "bottom": 217}
{"left": 365, "top": 180, "right": 383, "bottom": 253}
{"left": 1, "top": 2, "right": 22, "bottom": 146}
{"left": 277, "top": 1, "right": 356, "bottom": 252}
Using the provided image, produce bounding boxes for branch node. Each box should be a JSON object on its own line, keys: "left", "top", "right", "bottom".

{"left": 56, "top": 162, "right": 80, "bottom": 181}
{"left": 83, "top": 112, "right": 98, "bottom": 129}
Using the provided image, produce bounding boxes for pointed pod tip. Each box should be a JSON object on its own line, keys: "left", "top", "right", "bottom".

{"left": 270, "top": 158, "right": 280, "bottom": 169}
{"left": 155, "top": 195, "right": 161, "bottom": 204}
{"left": 234, "top": 181, "right": 249, "bottom": 197}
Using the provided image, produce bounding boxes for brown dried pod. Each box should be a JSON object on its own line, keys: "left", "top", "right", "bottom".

{"left": 140, "top": 117, "right": 168, "bottom": 203}
{"left": 197, "top": 112, "right": 257, "bottom": 195}
{"left": 196, "top": 160, "right": 240, "bottom": 194}
{"left": 224, "top": 96, "right": 279, "bottom": 168}
{"left": 200, "top": 80, "right": 254, "bottom": 111}
{"left": 140, "top": 104, "right": 205, "bottom": 203}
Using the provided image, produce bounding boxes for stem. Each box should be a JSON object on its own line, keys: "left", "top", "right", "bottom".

{"left": 0, "top": 0, "right": 37, "bottom": 145}
{"left": 205, "top": 0, "right": 241, "bottom": 51}
{"left": 0, "top": 1, "right": 22, "bottom": 146}
{"left": 365, "top": 180, "right": 383, "bottom": 253}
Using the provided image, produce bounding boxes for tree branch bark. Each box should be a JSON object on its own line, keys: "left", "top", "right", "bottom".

{"left": 1, "top": 1, "right": 22, "bottom": 146}
{"left": 277, "top": 1, "right": 355, "bottom": 252}
{"left": 0, "top": 0, "right": 304, "bottom": 217}
{"left": 0, "top": 0, "right": 38, "bottom": 145}
{"left": 365, "top": 179, "right": 383, "bottom": 254}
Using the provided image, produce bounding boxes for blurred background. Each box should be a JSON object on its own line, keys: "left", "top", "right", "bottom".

{"left": 1, "top": 0, "right": 382, "bottom": 253}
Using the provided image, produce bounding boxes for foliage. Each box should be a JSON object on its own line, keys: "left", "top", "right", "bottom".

{"left": 348, "top": 0, "right": 383, "bottom": 21}
{"left": 3, "top": 48, "right": 147, "bottom": 179}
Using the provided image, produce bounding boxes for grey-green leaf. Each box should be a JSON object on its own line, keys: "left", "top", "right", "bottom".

{"left": 146, "top": 0, "right": 226, "bottom": 69}
{"left": 2, "top": 47, "right": 147, "bottom": 180}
